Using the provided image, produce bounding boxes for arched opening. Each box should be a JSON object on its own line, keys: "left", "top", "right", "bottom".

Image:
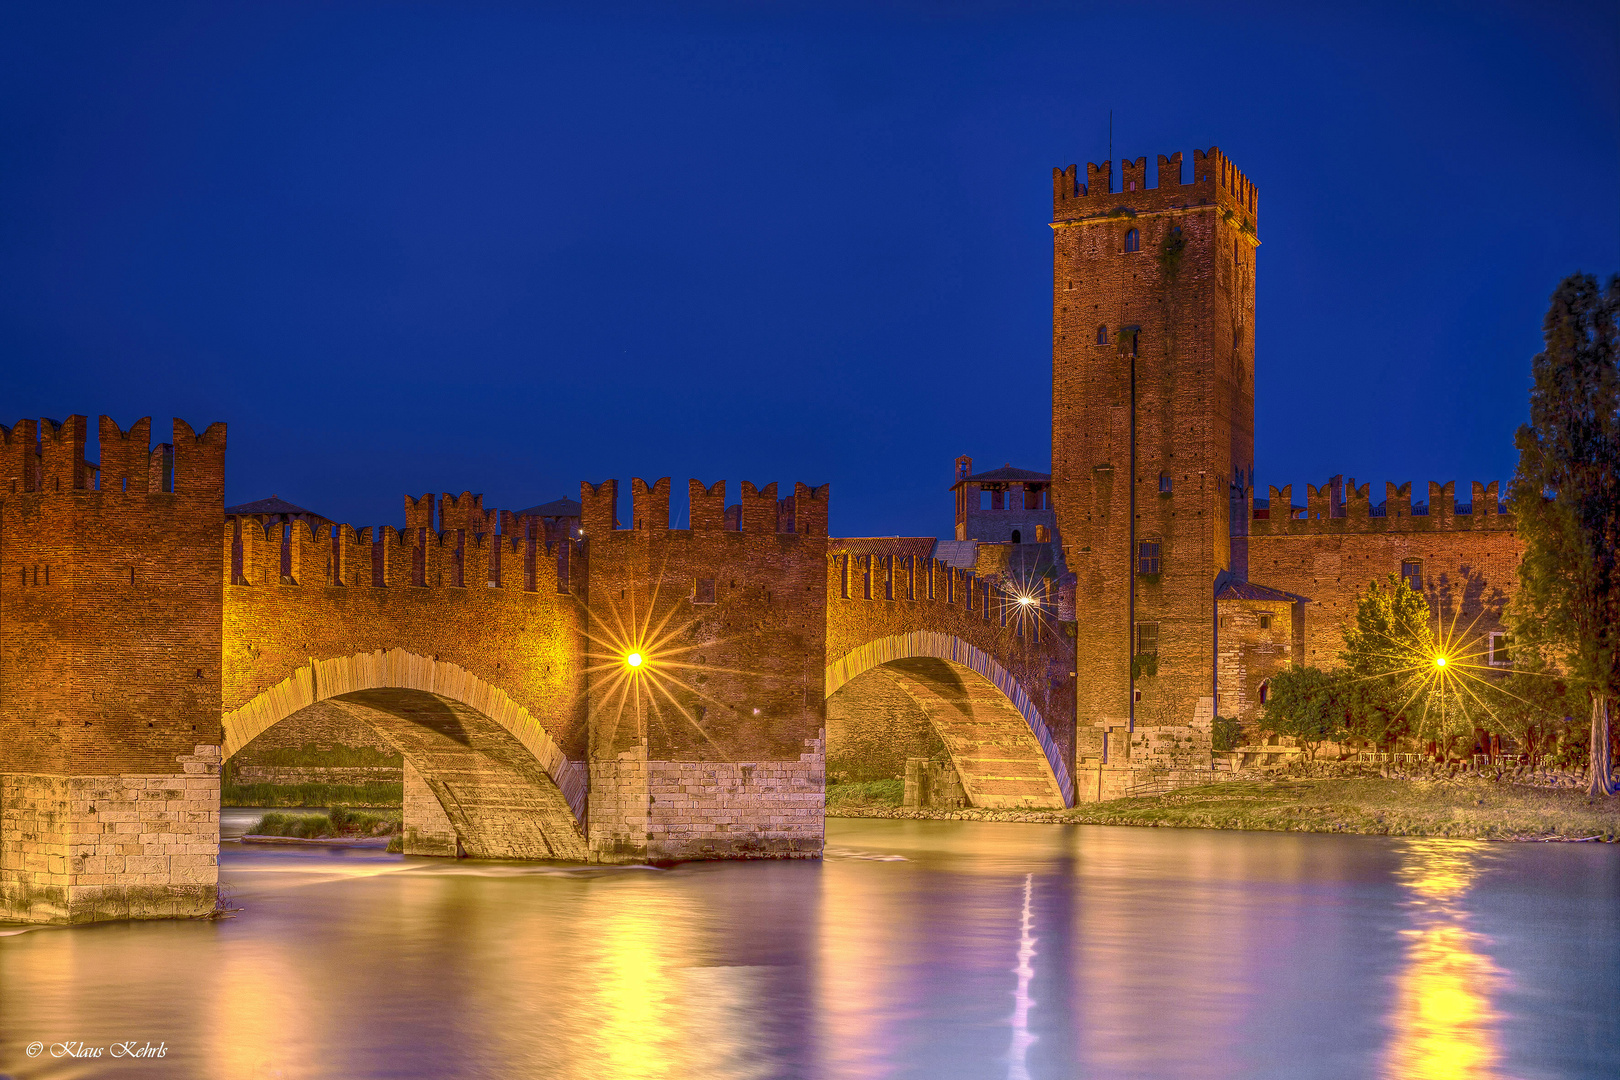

{"left": 223, "top": 650, "right": 587, "bottom": 860}
{"left": 1095, "top": 324, "right": 1108, "bottom": 345}
{"left": 825, "top": 633, "right": 1072, "bottom": 809}
{"left": 1011, "top": 529, "right": 1022, "bottom": 544}
{"left": 1124, "top": 228, "right": 1140, "bottom": 253}
{"left": 1258, "top": 679, "right": 1270, "bottom": 705}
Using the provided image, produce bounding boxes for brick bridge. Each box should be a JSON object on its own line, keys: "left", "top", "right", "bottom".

{"left": 1, "top": 417, "right": 1076, "bottom": 923}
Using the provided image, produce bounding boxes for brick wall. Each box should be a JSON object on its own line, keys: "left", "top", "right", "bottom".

{"left": 1051, "top": 148, "right": 1258, "bottom": 756}
{"left": 582, "top": 478, "right": 830, "bottom": 862}
{"left": 1, "top": 416, "right": 225, "bottom": 922}
{"left": 1243, "top": 489, "right": 1520, "bottom": 669}
{"left": 825, "top": 666, "right": 949, "bottom": 782}
{"left": 824, "top": 542, "right": 1076, "bottom": 790}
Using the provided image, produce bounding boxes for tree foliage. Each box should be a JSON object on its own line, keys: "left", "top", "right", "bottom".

{"left": 1509, "top": 273, "right": 1620, "bottom": 794}
{"left": 1258, "top": 666, "right": 1346, "bottom": 761}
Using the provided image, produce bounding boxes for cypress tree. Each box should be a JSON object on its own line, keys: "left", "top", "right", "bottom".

{"left": 1508, "top": 273, "right": 1620, "bottom": 796}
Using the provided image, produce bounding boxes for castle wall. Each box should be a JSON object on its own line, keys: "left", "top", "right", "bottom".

{"left": 1243, "top": 484, "right": 1520, "bottom": 670}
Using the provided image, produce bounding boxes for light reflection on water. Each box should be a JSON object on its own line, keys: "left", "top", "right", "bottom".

{"left": 1, "top": 819, "right": 1616, "bottom": 1080}
{"left": 1384, "top": 841, "right": 1504, "bottom": 1080}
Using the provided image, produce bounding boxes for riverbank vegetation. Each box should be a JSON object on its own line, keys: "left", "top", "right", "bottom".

{"left": 826, "top": 777, "right": 1620, "bottom": 841}
{"left": 246, "top": 806, "right": 403, "bottom": 842}
{"left": 223, "top": 780, "right": 404, "bottom": 808}
{"left": 826, "top": 779, "right": 904, "bottom": 811}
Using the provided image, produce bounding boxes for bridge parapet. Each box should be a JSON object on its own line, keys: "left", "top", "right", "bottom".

{"left": 824, "top": 541, "right": 1077, "bottom": 806}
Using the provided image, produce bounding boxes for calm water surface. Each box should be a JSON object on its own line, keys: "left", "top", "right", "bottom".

{"left": 2, "top": 813, "right": 1617, "bottom": 1079}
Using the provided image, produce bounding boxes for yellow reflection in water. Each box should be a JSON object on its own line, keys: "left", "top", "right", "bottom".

{"left": 1385, "top": 840, "right": 1503, "bottom": 1080}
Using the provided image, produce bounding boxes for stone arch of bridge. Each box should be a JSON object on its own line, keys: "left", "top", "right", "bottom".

{"left": 223, "top": 649, "right": 587, "bottom": 860}
{"left": 825, "top": 632, "right": 1073, "bottom": 808}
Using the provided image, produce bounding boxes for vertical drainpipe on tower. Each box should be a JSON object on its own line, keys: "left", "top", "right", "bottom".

{"left": 1125, "top": 325, "right": 1140, "bottom": 741}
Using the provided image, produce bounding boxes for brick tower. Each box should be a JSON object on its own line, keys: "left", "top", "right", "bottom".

{"left": 1048, "top": 147, "right": 1257, "bottom": 792}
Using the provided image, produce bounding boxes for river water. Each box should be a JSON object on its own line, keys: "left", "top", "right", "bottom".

{"left": 2, "top": 813, "right": 1617, "bottom": 1079}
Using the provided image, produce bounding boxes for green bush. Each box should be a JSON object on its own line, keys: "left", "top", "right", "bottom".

{"left": 1213, "top": 716, "right": 1242, "bottom": 752}
{"left": 248, "top": 807, "right": 402, "bottom": 839}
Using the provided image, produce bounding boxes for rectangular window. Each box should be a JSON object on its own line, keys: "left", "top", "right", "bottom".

{"left": 693, "top": 577, "right": 716, "bottom": 604}
{"left": 1159, "top": 473, "right": 1172, "bottom": 494}
{"left": 1489, "top": 631, "right": 1510, "bottom": 668}
{"left": 1258, "top": 614, "right": 1273, "bottom": 630}
{"left": 1402, "top": 559, "right": 1423, "bottom": 592}
{"left": 1138, "top": 540, "right": 1161, "bottom": 575}
{"left": 1136, "top": 622, "right": 1159, "bottom": 656}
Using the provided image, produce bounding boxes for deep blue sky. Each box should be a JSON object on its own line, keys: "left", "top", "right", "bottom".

{"left": 2, "top": 2, "right": 1615, "bottom": 537}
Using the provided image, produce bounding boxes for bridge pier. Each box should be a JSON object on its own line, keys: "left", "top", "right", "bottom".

{"left": 580, "top": 478, "right": 830, "bottom": 863}
{"left": 1, "top": 416, "right": 228, "bottom": 924}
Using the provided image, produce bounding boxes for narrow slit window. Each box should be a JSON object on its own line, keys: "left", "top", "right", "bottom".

{"left": 1159, "top": 473, "right": 1172, "bottom": 494}
{"left": 1096, "top": 324, "right": 1108, "bottom": 345}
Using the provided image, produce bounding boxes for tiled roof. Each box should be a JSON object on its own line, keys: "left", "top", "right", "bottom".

{"left": 829, "top": 537, "right": 938, "bottom": 560}
{"left": 224, "top": 495, "right": 324, "bottom": 519}
{"left": 1217, "top": 580, "right": 1309, "bottom": 603}
{"left": 516, "top": 498, "right": 581, "bottom": 518}
{"left": 952, "top": 464, "right": 1050, "bottom": 488}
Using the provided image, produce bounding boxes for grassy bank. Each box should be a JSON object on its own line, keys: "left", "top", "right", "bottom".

{"left": 223, "top": 781, "right": 403, "bottom": 808}
{"left": 826, "top": 778, "right": 1620, "bottom": 841}
{"left": 826, "top": 779, "right": 905, "bottom": 812}
{"left": 247, "top": 807, "right": 404, "bottom": 850}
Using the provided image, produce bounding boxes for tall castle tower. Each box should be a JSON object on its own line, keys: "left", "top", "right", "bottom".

{"left": 1049, "top": 147, "right": 1257, "bottom": 763}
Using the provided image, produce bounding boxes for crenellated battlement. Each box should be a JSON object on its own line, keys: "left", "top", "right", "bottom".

{"left": 826, "top": 542, "right": 1056, "bottom": 639}
{"left": 1247, "top": 476, "right": 1513, "bottom": 535}
{"left": 0, "top": 415, "right": 224, "bottom": 501}
{"left": 579, "top": 478, "right": 829, "bottom": 538}
{"left": 228, "top": 504, "right": 571, "bottom": 593}
{"left": 1052, "top": 145, "right": 1257, "bottom": 228}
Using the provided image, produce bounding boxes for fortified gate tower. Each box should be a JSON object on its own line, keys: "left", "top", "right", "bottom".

{"left": 1050, "top": 148, "right": 1258, "bottom": 778}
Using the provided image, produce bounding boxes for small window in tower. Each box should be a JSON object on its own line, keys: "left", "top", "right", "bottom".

{"left": 1258, "top": 679, "right": 1270, "bottom": 705}
{"left": 1159, "top": 473, "right": 1172, "bottom": 494}
{"left": 1402, "top": 560, "right": 1423, "bottom": 592}
{"left": 1011, "top": 529, "right": 1022, "bottom": 544}
{"left": 1095, "top": 324, "right": 1108, "bottom": 346}
{"left": 1137, "top": 540, "right": 1161, "bottom": 575}
{"left": 1124, "top": 228, "right": 1140, "bottom": 253}
{"left": 1259, "top": 614, "right": 1273, "bottom": 630}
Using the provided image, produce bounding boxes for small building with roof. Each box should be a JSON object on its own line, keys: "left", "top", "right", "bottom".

{"left": 950, "top": 456, "right": 1055, "bottom": 544}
